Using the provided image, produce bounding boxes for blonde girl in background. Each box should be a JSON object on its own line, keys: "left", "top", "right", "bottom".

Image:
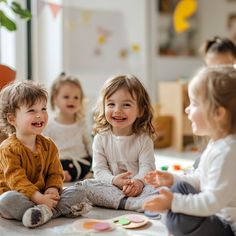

{"left": 79, "top": 74, "right": 159, "bottom": 212}
{"left": 0, "top": 81, "right": 90, "bottom": 228}
{"left": 143, "top": 65, "right": 236, "bottom": 236}
{"left": 44, "top": 73, "right": 92, "bottom": 182}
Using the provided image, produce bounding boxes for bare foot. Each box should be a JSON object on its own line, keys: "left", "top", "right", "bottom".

{"left": 64, "top": 170, "right": 72, "bottom": 182}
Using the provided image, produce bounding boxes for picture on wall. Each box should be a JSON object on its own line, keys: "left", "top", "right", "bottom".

{"left": 157, "top": 0, "right": 198, "bottom": 57}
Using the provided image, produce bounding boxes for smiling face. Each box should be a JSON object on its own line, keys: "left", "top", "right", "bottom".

{"left": 185, "top": 91, "right": 209, "bottom": 137}
{"left": 7, "top": 100, "right": 48, "bottom": 139}
{"left": 105, "top": 88, "right": 140, "bottom": 136}
{"left": 54, "top": 82, "right": 82, "bottom": 119}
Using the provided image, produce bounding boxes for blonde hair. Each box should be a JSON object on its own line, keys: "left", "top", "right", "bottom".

{"left": 0, "top": 80, "right": 48, "bottom": 134}
{"left": 189, "top": 65, "right": 236, "bottom": 134}
{"left": 50, "top": 72, "right": 85, "bottom": 120}
{"left": 93, "top": 74, "right": 156, "bottom": 139}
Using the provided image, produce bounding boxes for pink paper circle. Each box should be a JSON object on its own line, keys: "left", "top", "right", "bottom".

{"left": 93, "top": 222, "right": 111, "bottom": 231}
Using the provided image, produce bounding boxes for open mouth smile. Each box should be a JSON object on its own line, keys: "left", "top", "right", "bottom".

{"left": 112, "top": 116, "right": 126, "bottom": 121}
{"left": 32, "top": 121, "right": 44, "bottom": 127}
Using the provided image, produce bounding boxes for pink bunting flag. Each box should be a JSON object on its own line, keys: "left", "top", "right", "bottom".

{"left": 48, "top": 2, "right": 62, "bottom": 18}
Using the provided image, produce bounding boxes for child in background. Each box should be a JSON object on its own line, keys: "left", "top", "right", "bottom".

{"left": 193, "top": 36, "right": 236, "bottom": 168}
{"left": 143, "top": 65, "right": 236, "bottom": 236}
{"left": 44, "top": 72, "right": 93, "bottom": 182}
{"left": 200, "top": 36, "right": 236, "bottom": 65}
{"left": 79, "top": 74, "right": 159, "bottom": 212}
{"left": 0, "top": 81, "right": 90, "bottom": 228}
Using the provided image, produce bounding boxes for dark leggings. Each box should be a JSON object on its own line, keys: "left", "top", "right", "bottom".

{"left": 61, "top": 156, "right": 92, "bottom": 181}
{"left": 166, "top": 181, "right": 234, "bottom": 236}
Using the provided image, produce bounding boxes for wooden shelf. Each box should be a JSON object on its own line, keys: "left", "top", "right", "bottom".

{"left": 158, "top": 80, "right": 193, "bottom": 152}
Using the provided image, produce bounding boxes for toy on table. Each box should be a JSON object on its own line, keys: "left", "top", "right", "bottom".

{"left": 172, "top": 164, "right": 181, "bottom": 171}
{"left": 161, "top": 165, "right": 169, "bottom": 171}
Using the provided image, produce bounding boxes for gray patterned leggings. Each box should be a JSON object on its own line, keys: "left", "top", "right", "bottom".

{"left": 79, "top": 179, "right": 159, "bottom": 212}
{"left": 0, "top": 185, "right": 90, "bottom": 221}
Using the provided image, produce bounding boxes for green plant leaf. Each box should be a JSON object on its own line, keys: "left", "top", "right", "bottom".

{"left": 11, "top": 1, "right": 32, "bottom": 20}
{"left": 0, "top": 10, "right": 17, "bottom": 31}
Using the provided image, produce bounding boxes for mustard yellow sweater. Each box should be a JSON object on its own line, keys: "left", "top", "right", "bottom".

{"left": 0, "top": 134, "right": 64, "bottom": 198}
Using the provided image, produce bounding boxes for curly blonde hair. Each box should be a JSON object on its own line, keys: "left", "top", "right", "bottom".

{"left": 93, "top": 74, "right": 156, "bottom": 139}
{"left": 50, "top": 72, "right": 85, "bottom": 120}
{"left": 0, "top": 80, "right": 48, "bottom": 134}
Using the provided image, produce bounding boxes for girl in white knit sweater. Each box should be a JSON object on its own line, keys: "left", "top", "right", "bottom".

{"left": 144, "top": 65, "right": 236, "bottom": 236}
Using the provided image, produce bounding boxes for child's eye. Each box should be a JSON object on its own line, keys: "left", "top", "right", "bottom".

{"left": 74, "top": 96, "right": 79, "bottom": 100}
{"left": 123, "top": 103, "right": 131, "bottom": 107}
{"left": 107, "top": 102, "right": 114, "bottom": 107}
{"left": 63, "top": 95, "right": 69, "bottom": 99}
{"left": 27, "top": 109, "right": 35, "bottom": 113}
{"left": 42, "top": 107, "right": 47, "bottom": 112}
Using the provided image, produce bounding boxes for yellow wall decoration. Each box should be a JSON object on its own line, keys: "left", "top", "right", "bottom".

{"left": 173, "top": 0, "right": 197, "bottom": 33}
{"left": 98, "top": 35, "right": 106, "bottom": 45}
{"left": 131, "top": 44, "right": 140, "bottom": 53}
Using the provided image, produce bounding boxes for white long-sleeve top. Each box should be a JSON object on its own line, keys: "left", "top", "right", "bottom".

{"left": 172, "top": 135, "right": 236, "bottom": 234}
{"left": 92, "top": 131, "right": 156, "bottom": 184}
{"left": 43, "top": 117, "right": 92, "bottom": 165}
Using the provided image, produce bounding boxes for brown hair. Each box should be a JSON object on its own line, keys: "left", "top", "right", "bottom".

{"left": 93, "top": 74, "right": 156, "bottom": 139}
{"left": 200, "top": 36, "right": 236, "bottom": 58}
{"left": 189, "top": 65, "right": 236, "bottom": 134}
{"left": 50, "top": 72, "right": 85, "bottom": 120}
{"left": 0, "top": 80, "right": 48, "bottom": 134}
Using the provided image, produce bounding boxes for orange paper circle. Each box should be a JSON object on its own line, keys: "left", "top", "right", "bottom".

{"left": 83, "top": 221, "right": 99, "bottom": 229}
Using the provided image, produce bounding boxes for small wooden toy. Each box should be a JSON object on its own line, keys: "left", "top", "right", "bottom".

{"left": 173, "top": 164, "right": 181, "bottom": 170}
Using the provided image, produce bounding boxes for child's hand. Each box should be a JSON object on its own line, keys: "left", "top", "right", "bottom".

{"left": 123, "top": 179, "right": 144, "bottom": 197}
{"left": 44, "top": 187, "right": 60, "bottom": 201}
{"left": 31, "top": 191, "right": 59, "bottom": 209}
{"left": 41, "top": 194, "right": 59, "bottom": 209}
{"left": 144, "top": 170, "right": 173, "bottom": 188}
{"left": 112, "top": 172, "right": 132, "bottom": 189}
{"left": 143, "top": 187, "right": 173, "bottom": 212}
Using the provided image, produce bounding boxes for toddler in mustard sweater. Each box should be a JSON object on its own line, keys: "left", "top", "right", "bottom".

{"left": 0, "top": 81, "right": 91, "bottom": 228}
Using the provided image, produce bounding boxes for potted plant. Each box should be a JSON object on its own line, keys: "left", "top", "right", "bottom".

{"left": 0, "top": 0, "right": 31, "bottom": 31}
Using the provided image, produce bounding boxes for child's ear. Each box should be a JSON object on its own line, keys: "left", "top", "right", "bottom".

{"left": 215, "top": 106, "right": 227, "bottom": 121}
{"left": 216, "top": 107, "right": 226, "bottom": 118}
{"left": 6, "top": 113, "right": 16, "bottom": 125}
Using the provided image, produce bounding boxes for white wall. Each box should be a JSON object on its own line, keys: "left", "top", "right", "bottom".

{"left": 63, "top": 0, "right": 152, "bottom": 102}
{"left": 198, "top": 0, "right": 236, "bottom": 44}
{"left": 32, "top": 0, "right": 63, "bottom": 86}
